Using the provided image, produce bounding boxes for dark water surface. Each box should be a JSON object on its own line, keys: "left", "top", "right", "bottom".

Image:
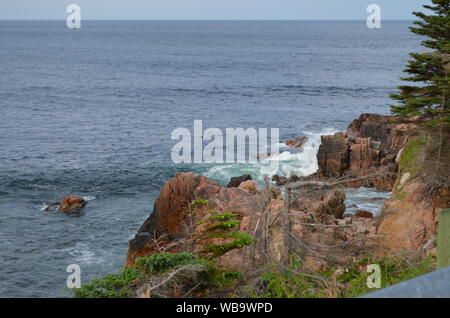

{"left": 0, "top": 21, "right": 420, "bottom": 297}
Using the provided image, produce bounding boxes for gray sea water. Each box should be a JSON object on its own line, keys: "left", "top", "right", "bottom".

{"left": 0, "top": 21, "right": 420, "bottom": 297}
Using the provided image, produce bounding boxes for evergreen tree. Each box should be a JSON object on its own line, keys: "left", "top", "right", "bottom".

{"left": 391, "top": 0, "right": 449, "bottom": 122}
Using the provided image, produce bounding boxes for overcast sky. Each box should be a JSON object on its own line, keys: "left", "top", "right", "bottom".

{"left": 0, "top": 0, "right": 427, "bottom": 20}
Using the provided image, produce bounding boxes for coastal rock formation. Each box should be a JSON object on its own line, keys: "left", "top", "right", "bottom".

{"left": 355, "top": 210, "right": 373, "bottom": 218}
{"left": 376, "top": 126, "right": 450, "bottom": 252}
{"left": 293, "top": 189, "right": 346, "bottom": 223}
{"left": 127, "top": 172, "right": 378, "bottom": 272}
{"left": 238, "top": 180, "right": 258, "bottom": 194}
{"left": 315, "top": 114, "right": 414, "bottom": 190}
{"left": 226, "top": 174, "right": 252, "bottom": 188}
{"left": 285, "top": 137, "right": 308, "bottom": 148}
{"left": 58, "top": 196, "right": 87, "bottom": 212}
{"left": 124, "top": 114, "right": 449, "bottom": 297}
{"left": 313, "top": 114, "right": 449, "bottom": 253}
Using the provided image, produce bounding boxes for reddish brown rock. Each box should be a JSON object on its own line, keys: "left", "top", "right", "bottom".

{"left": 354, "top": 210, "right": 373, "bottom": 218}
{"left": 270, "top": 186, "right": 282, "bottom": 199}
{"left": 309, "top": 189, "right": 346, "bottom": 220}
{"left": 377, "top": 125, "right": 450, "bottom": 252}
{"left": 226, "top": 174, "right": 252, "bottom": 188}
{"left": 313, "top": 114, "right": 416, "bottom": 190}
{"left": 238, "top": 180, "right": 258, "bottom": 194}
{"left": 127, "top": 172, "right": 378, "bottom": 272}
{"left": 272, "top": 175, "right": 288, "bottom": 186}
{"left": 377, "top": 180, "right": 449, "bottom": 252}
{"left": 58, "top": 196, "right": 87, "bottom": 212}
{"left": 286, "top": 137, "right": 308, "bottom": 148}
{"left": 317, "top": 132, "right": 349, "bottom": 178}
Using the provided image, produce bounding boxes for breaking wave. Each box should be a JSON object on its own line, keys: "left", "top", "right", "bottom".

{"left": 201, "top": 127, "right": 338, "bottom": 185}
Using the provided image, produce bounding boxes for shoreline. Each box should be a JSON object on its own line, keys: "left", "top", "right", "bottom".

{"left": 72, "top": 112, "right": 449, "bottom": 298}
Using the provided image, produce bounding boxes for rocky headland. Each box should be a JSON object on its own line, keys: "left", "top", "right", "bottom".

{"left": 76, "top": 113, "right": 449, "bottom": 298}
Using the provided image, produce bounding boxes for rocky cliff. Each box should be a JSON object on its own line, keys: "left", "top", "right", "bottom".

{"left": 309, "top": 114, "right": 449, "bottom": 252}
{"left": 125, "top": 113, "right": 449, "bottom": 297}
{"left": 314, "top": 114, "right": 420, "bottom": 190}
{"left": 127, "top": 171, "right": 379, "bottom": 273}
{"left": 377, "top": 124, "right": 450, "bottom": 252}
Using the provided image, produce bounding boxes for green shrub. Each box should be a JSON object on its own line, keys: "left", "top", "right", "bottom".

{"left": 73, "top": 268, "right": 141, "bottom": 298}
{"left": 190, "top": 199, "right": 209, "bottom": 206}
{"left": 208, "top": 220, "right": 240, "bottom": 231}
{"left": 135, "top": 252, "right": 199, "bottom": 273}
{"left": 203, "top": 232, "right": 254, "bottom": 258}
{"left": 211, "top": 213, "right": 239, "bottom": 221}
{"left": 198, "top": 264, "right": 241, "bottom": 288}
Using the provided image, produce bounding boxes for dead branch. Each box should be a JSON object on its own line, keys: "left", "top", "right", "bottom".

{"left": 289, "top": 220, "right": 355, "bottom": 228}
{"left": 137, "top": 264, "right": 208, "bottom": 297}
{"left": 286, "top": 166, "right": 394, "bottom": 190}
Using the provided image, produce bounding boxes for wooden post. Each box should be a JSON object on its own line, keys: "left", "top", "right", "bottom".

{"left": 438, "top": 209, "right": 450, "bottom": 269}
{"left": 281, "top": 184, "right": 292, "bottom": 264}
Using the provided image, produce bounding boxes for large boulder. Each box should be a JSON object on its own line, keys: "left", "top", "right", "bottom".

{"left": 238, "top": 180, "right": 259, "bottom": 194}
{"left": 309, "top": 189, "right": 346, "bottom": 220}
{"left": 58, "top": 196, "right": 87, "bottom": 213}
{"left": 226, "top": 174, "right": 252, "bottom": 188}
{"left": 58, "top": 196, "right": 87, "bottom": 212}
{"left": 317, "top": 132, "right": 350, "bottom": 178}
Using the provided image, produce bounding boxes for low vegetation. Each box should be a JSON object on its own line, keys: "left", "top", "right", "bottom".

{"left": 73, "top": 200, "right": 252, "bottom": 298}
{"left": 398, "top": 134, "right": 426, "bottom": 176}
{"left": 243, "top": 254, "right": 436, "bottom": 298}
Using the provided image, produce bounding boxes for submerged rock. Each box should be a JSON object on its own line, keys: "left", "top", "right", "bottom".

{"left": 354, "top": 210, "right": 373, "bottom": 218}
{"left": 285, "top": 136, "right": 308, "bottom": 148}
{"left": 58, "top": 196, "right": 87, "bottom": 213}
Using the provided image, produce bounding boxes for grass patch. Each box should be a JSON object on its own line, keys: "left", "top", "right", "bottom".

{"left": 245, "top": 254, "right": 436, "bottom": 298}
{"left": 399, "top": 135, "right": 426, "bottom": 175}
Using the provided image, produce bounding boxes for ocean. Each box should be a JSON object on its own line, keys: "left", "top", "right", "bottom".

{"left": 0, "top": 21, "right": 420, "bottom": 297}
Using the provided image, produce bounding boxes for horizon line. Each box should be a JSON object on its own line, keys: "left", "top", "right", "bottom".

{"left": 0, "top": 18, "right": 414, "bottom": 22}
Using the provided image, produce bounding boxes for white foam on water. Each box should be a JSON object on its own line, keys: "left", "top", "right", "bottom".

{"left": 345, "top": 187, "right": 391, "bottom": 216}
{"left": 202, "top": 127, "right": 338, "bottom": 184}
{"left": 38, "top": 203, "right": 49, "bottom": 211}
{"left": 67, "top": 243, "right": 108, "bottom": 265}
{"left": 82, "top": 196, "right": 96, "bottom": 201}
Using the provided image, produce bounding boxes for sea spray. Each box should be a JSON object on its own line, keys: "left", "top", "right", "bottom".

{"left": 200, "top": 127, "right": 338, "bottom": 185}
